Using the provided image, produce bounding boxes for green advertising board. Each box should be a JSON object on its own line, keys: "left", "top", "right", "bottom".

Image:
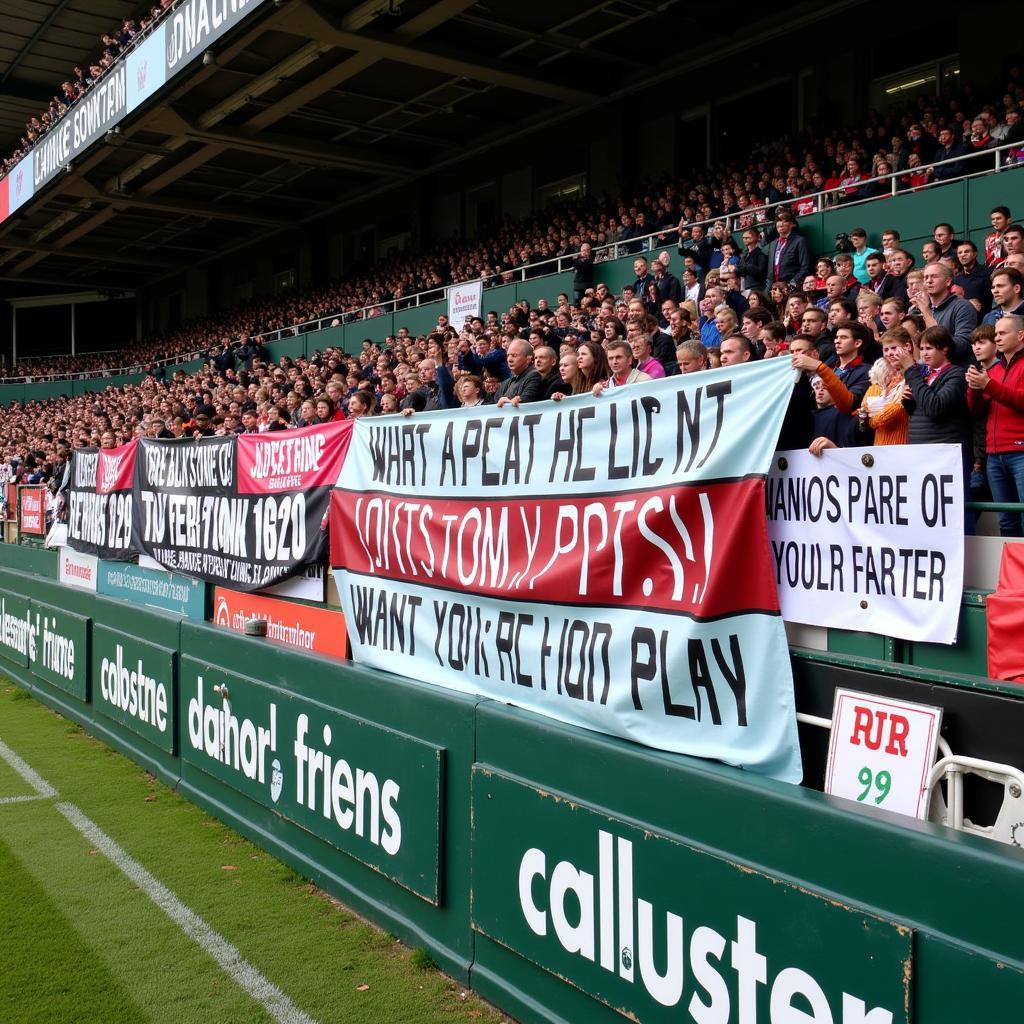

{"left": 471, "top": 768, "right": 912, "bottom": 1024}
{"left": 29, "top": 602, "right": 89, "bottom": 701}
{"left": 179, "top": 656, "right": 444, "bottom": 903}
{"left": 97, "top": 560, "right": 207, "bottom": 620}
{"left": 0, "top": 588, "right": 33, "bottom": 668}
{"left": 91, "top": 625, "right": 177, "bottom": 754}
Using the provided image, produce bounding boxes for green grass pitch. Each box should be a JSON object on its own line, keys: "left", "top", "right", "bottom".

{"left": 0, "top": 681, "right": 508, "bottom": 1024}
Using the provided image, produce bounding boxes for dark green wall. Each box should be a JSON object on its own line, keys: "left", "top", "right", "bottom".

{"left": 0, "top": 553, "right": 1020, "bottom": 1022}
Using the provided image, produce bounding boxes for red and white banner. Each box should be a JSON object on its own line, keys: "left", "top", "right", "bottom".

{"left": 236, "top": 423, "right": 352, "bottom": 494}
{"left": 17, "top": 485, "right": 46, "bottom": 536}
{"left": 331, "top": 360, "right": 802, "bottom": 782}
{"left": 213, "top": 587, "right": 349, "bottom": 660}
{"left": 66, "top": 440, "right": 137, "bottom": 559}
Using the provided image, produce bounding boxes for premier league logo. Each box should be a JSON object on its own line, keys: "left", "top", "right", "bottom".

{"left": 14, "top": 170, "right": 22, "bottom": 198}
{"left": 137, "top": 60, "right": 147, "bottom": 90}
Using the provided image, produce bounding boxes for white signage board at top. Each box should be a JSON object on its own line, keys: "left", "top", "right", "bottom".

{"left": 825, "top": 688, "right": 943, "bottom": 819}
{"left": 447, "top": 280, "right": 483, "bottom": 328}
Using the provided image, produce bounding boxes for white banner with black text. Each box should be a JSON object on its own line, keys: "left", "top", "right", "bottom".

{"left": 767, "top": 445, "right": 964, "bottom": 644}
{"left": 331, "top": 360, "right": 802, "bottom": 782}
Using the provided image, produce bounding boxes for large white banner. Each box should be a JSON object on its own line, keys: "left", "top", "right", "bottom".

{"left": 447, "top": 280, "right": 483, "bottom": 327}
{"left": 331, "top": 360, "right": 803, "bottom": 782}
{"left": 767, "top": 445, "right": 964, "bottom": 644}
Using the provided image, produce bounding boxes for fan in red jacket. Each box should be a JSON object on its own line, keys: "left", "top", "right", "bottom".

{"left": 967, "top": 314, "right": 1024, "bottom": 536}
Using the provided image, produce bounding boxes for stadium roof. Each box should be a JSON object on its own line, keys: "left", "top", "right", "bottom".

{"left": 0, "top": 0, "right": 858, "bottom": 297}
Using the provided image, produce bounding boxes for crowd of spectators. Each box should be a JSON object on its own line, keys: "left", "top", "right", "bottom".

{"left": 3, "top": 349, "right": 176, "bottom": 381}
{"left": 1, "top": 1, "right": 176, "bottom": 178}
{"left": 5, "top": 197, "right": 1024, "bottom": 539}
{"left": 5, "top": 74, "right": 1024, "bottom": 384}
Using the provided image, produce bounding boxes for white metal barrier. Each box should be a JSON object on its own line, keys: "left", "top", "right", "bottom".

{"left": 796, "top": 712, "right": 1024, "bottom": 848}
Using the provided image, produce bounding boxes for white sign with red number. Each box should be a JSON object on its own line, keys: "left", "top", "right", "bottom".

{"left": 825, "top": 688, "right": 943, "bottom": 819}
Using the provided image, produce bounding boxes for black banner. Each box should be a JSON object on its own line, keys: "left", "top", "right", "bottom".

{"left": 66, "top": 441, "right": 137, "bottom": 560}
{"left": 131, "top": 424, "right": 351, "bottom": 591}
{"left": 67, "top": 424, "right": 352, "bottom": 591}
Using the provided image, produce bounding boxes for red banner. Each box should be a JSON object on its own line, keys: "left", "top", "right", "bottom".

{"left": 97, "top": 440, "right": 138, "bottom": 493}
{"left": 330, "top": 479, "right": 777, "bottom": 621}
{"left": 18, "top": 485, "right": 46, "bottom": 536}
{"left": 213, "top": 586, "right": 349, "bottom": 660}
{"left": 236, "top": 421, "right": 352, "bottom": 494}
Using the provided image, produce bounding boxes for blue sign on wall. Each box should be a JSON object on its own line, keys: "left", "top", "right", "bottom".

{"left": 98, "top": 561, "right": 207, "bottom": 619}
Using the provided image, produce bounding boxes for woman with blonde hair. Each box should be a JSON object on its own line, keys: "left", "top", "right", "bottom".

{"left": 713, "top": 305, "right": 738, "bottom": 340}
{"left": 550, "top": 351, "right": 583, "bottom": 402}
{"left": 857, "top": 327, "right": 913, "bottom": 444}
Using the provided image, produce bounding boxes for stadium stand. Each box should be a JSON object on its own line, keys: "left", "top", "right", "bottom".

{"left": 3, "top": 173, "right": 1023, "bottom": 545}
{"left": 2, "top": 75, "right": 1023, "bottom": 383}
{"left": 3, "top": 7, "right": 1024, "bottom": 1019}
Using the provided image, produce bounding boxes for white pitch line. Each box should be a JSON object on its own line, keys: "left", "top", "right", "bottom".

{"left": 0, "top": 794, "right": 50, "bottom": 805}
{"left": 55, "top": 803, "right": 320, "bottom": 1024}
{"left": 0, "top": 735, "right": 319, "bottom": 1024}
{"left": 0, "top": 737, "right": 57, "bottom": 798}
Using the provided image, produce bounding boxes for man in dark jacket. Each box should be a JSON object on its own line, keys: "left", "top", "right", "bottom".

{"left": 932, "top": 127, "right": 968, "bottom": 181}
{"left": 954, "top": 241, "right": 992, "bottom": 314}
{"left": 766, "top": 212, "right": 812, "bottom": 288}
{"left": 734, "top": 228, "right": 769, "bottom": 291}
{"left": 495, "top": 340, "right": 544, "bottom": 406}
{"left": 458, "top": 334, "right": 510, "bottom": 380}
{"left": 405, "top": 358, "right": 457, "bottom": 411}
{"left": 212, "top": 343, "right": 235, "bottom": 375}
{"left": 652, "top": 260, "right": 682, "bottom": 304}
{"left": 571, "top": 243, "right": 595, "bottom": 304}
{"left": 632, "top": 257, "right": 655, "bottom": 298}
{"left": 533, "top": 346, "right": 566, "bottom": 400}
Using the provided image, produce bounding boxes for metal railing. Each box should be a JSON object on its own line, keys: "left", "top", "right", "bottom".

{"left": 247, "top": 138, "right": 1022, "bottom": 341}
{"left": 5, "top": 139, "right": 1023, "bottom": 385}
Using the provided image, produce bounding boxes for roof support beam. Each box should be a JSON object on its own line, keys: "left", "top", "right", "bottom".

{"left": 148, "top": 107, "right": 412, "bottom": 175}
{"left": 0, "top": 0, "right": 76, "bottom": 85}
{"left": 291, "top": 2, "right": 598, "bottom": 106}
{"left": 59, "top": 175, "right": 291, "bottom": 226}
{"left": 0, "top": 236, "right": 180, "bottom": 267}
{"left": 0, "top": 81, "right": 55, "bottom": 105}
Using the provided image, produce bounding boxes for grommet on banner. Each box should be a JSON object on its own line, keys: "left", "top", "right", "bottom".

{"left": 860, "top": 600, "right": 869, "bottom": 609}
{"left": 777, "top": 457, "right": 788, "bottom": 471}
{"left": 861, "top": 453, "right": 874, "bottom": 467}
